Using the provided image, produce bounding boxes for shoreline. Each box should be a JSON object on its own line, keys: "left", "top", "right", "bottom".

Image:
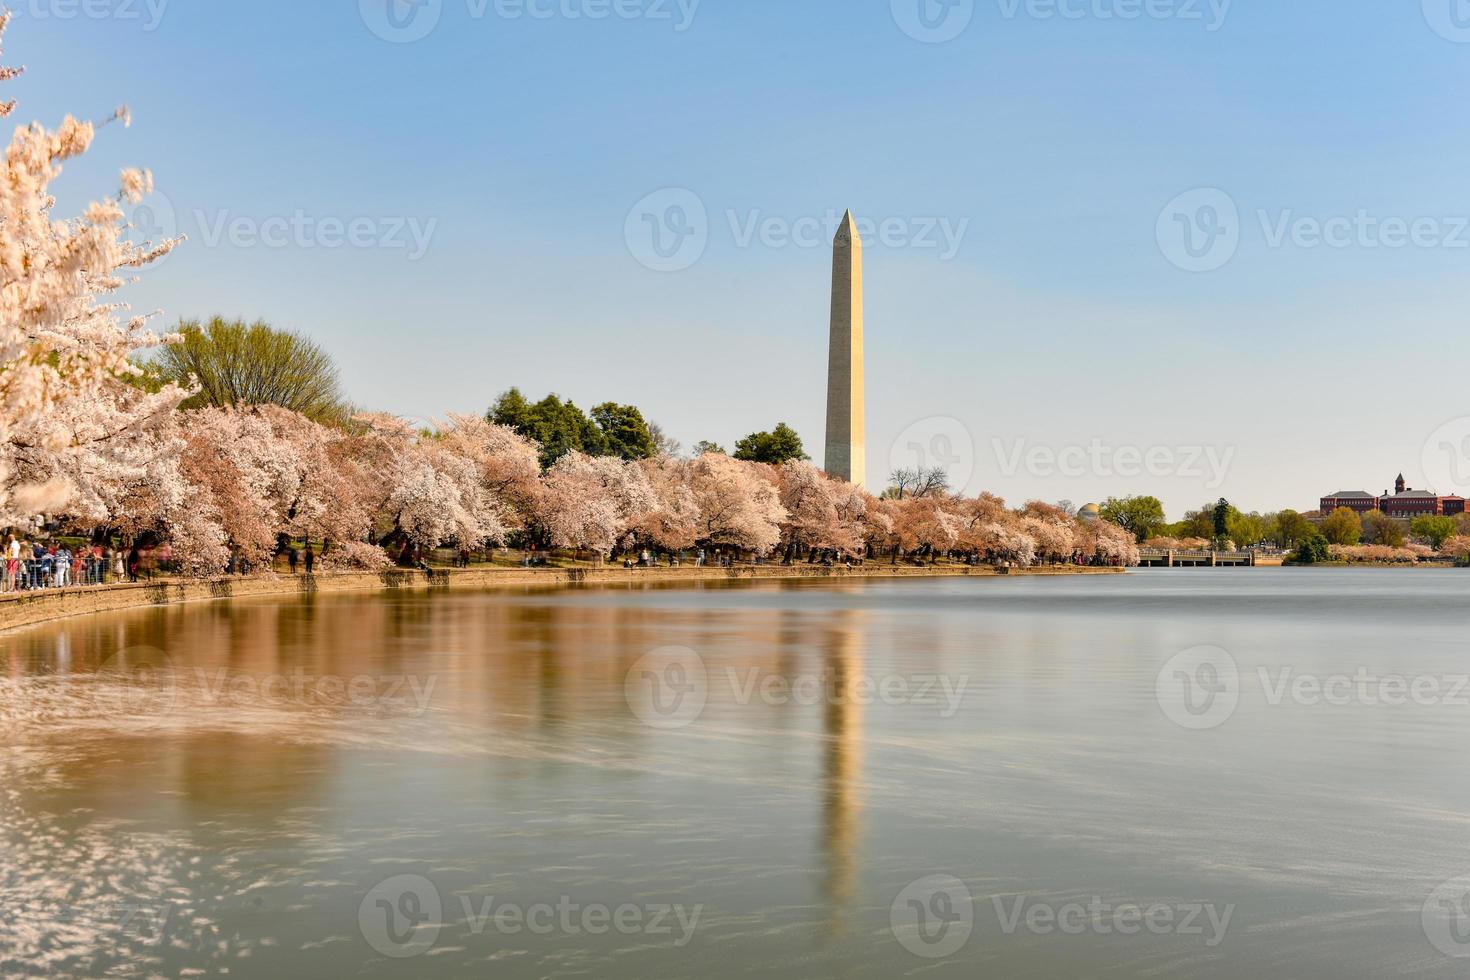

{"left": 0, "top": 563, "right": 1125, "bottom": 634}
{"left": 1285, "top": 561, "right": 1466, "bottom": 569}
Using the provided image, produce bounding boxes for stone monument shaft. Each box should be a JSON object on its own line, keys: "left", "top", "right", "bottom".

{"left": 825, "top": 210, "right": 865, "bottom": 488}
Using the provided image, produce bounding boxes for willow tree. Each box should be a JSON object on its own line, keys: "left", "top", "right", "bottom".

{"left": 152, "top": 317, "right": 351, "bottom": 426}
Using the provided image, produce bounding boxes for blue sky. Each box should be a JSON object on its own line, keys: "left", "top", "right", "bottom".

{"left": 15, "top": 0, "right": 1470, "bottom": 516}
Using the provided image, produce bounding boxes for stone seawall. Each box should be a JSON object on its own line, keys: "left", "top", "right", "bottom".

{"left": 0, "top": 563, "right": 1124, "bottom": 634}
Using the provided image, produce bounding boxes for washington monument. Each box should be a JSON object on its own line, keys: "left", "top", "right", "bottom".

{"left": 825, "top": 211, "right": 866, "bottom": 488}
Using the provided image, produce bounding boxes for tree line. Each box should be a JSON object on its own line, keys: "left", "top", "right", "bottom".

{"left": 486, "top": 388, "right": 810, "bottom": 471}
{"left": 3, "top": 301, "right": 1142, "bottom": 574}
{"left": 1100, "top": 493, "right": 1470, "bottom": 565}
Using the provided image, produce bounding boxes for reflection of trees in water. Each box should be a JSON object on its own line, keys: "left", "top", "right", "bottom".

{"left": 1, "top": 589, "right": 884, "bottom": 968}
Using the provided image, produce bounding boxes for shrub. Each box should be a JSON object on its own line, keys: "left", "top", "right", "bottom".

{"left": 1294, "top": 534, "right": 1331, "bottom": 564}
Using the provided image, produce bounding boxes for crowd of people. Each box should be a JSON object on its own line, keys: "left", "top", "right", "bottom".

{"left": 3, "top": 536, "right": 118, "bottom": 592}
{"left": 0, "top": 536, "right": 189, "bottom": 592}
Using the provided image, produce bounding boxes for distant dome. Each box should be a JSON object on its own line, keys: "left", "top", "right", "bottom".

{"left": 1078, "top": 504, "right": 1101, "bottom": 523}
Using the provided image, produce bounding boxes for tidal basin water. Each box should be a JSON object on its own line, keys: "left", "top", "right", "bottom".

{"left": 5, "top": 570, "right": 1470, "bottom": 978}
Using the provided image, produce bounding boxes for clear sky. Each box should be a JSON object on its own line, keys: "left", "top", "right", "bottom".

{"left": 16, "top": 0, "right": 1470, "bottom": 517}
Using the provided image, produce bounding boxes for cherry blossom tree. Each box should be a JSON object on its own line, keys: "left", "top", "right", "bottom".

{"left": 23, "top": 392, "right": 184, "bottom": 535}
{"left": 777, "top": 460, "right": 839, "bottom": 561}
{"left": 776, "top": 460, "right": 865, "bottom": 561}
{"left": 530, "top": 450, "right": 663, "bottom": 558}
{"left": 339, "top": 412, "right": 418, "bottom": 543}
{"left": 686, "top": 453, "right": 785, "bottom": 555}
{"left": 1082, "top": 518, "right": 1140, "bottom": 566}
{"left": 831, "top": 483, "right": 870, "bottom": 557}
{"left": 953, "top": 494, "right": 1036, "bottom": 567}
{"left": 388, "top": 430, "right": 507, "bottom": 553}
{"left": 636, "top": 455, "right": 702, "bottom": 553}
{"left": 867, "top": 496, "right": 907, "bottom": 564}
{"left": 253, "top": 404, "right": 368, "bottom": 546}
{"left": 1020, "top": 501, "right": 1077, "bottom": 563}
{"left": 434, "top": 412, "right": 540, "bottom": 530}
{"left": 899, "top": 495, "right": 963, "bottom": 560}
{"left": 340, "top": 413, "right": 529, "bottom": 559}
{"left": 178, "top": 408, "right": 292, "bottom": 568}
{"left": 0, "top": 16, "right": 186, "bottom": 528}
{"left": 1328, "top": 544, "right": 1424, "bottom": 564}
{"left": 1440, "top": 535, "right": 1470, "bottom": 561}
{"left": 1141, "top": 536, "right": 1211, "bottom": 551}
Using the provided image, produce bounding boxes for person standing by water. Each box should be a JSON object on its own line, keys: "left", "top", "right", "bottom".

{"left": 287, "top": 547, "right": 299, "bottom": 575}
{"left": 4, "top": 535, "right": 18, "bottom": 592}
{"left": 54, "top": 544, "right": 71, "bottom": 587}
{"left": 304, "top": 542, "right": 315, "bottom": 575}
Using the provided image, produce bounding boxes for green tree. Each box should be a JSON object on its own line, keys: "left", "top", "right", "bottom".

{"left": 733, "top": 423, "right": 808, "bottom": 465}
{"left": 1212, "top": 498, "right": 1232, "bottom": 539}
{"left": 1227, "top": 510, "right": 1269, "bottom": 548}
{"left": 692, "top": 440, "right": 726, "bottom": 456}
{"left": 591, "top": 402, "right": 656, "bottom": 460}
{"left": 488, "top": 386, "right": 533, "bottom": 432}
{"left": 1319, "top": 507, "right": 1363, "bottom": 546}
{"left": 1411, "top": 515, "right": 1457, "bottom": 549}
{"left": 1293, "top": 533, "right": 1331, "bottom": 564}
{"left": 1170, "top": 506, "right": 1217, "bottom": 540}
{"left": 1361, "top": 510, "right": 1407, "bottom": 548}
{"left": 489, "top": 388, "right": 606, "bottom": 468}
{"left": 149, "top": 317, "right": 351, "bottom": 425}
{"left": 1099, "top": 495, "right": 1167, "bottom": 543}
{"left": 1270, "top": 510, "right": 1314, "bottom": 549}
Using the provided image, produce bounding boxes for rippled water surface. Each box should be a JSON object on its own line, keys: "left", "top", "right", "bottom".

{"left": 4, "top": 570, "right": 1470, "bottom": 978}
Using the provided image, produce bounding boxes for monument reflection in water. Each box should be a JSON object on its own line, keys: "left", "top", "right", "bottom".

{"left": 5, "top": 572, "right": 1470, "bottom": 979}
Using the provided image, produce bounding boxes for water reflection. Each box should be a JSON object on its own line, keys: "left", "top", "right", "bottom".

{"left": 3, "top": 574, "right": 1470, "bottom": 977}
{"left": 820, "top": 612, "right": 864, "bottom": 937}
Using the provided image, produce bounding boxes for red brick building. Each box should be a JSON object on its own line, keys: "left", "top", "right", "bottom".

{"left": 1320, "top": 474, "right": 1466, "bottom": 518}
{"left": 1319, "top": 490, "right": 1378, "bottom": 514}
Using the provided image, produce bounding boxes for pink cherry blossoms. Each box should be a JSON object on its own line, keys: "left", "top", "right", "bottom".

{"left": 0, "top": 14, "right": 186, "bottom": 529}
{"left": 26, "top": 398, "right": 1141, "bottom": 575}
